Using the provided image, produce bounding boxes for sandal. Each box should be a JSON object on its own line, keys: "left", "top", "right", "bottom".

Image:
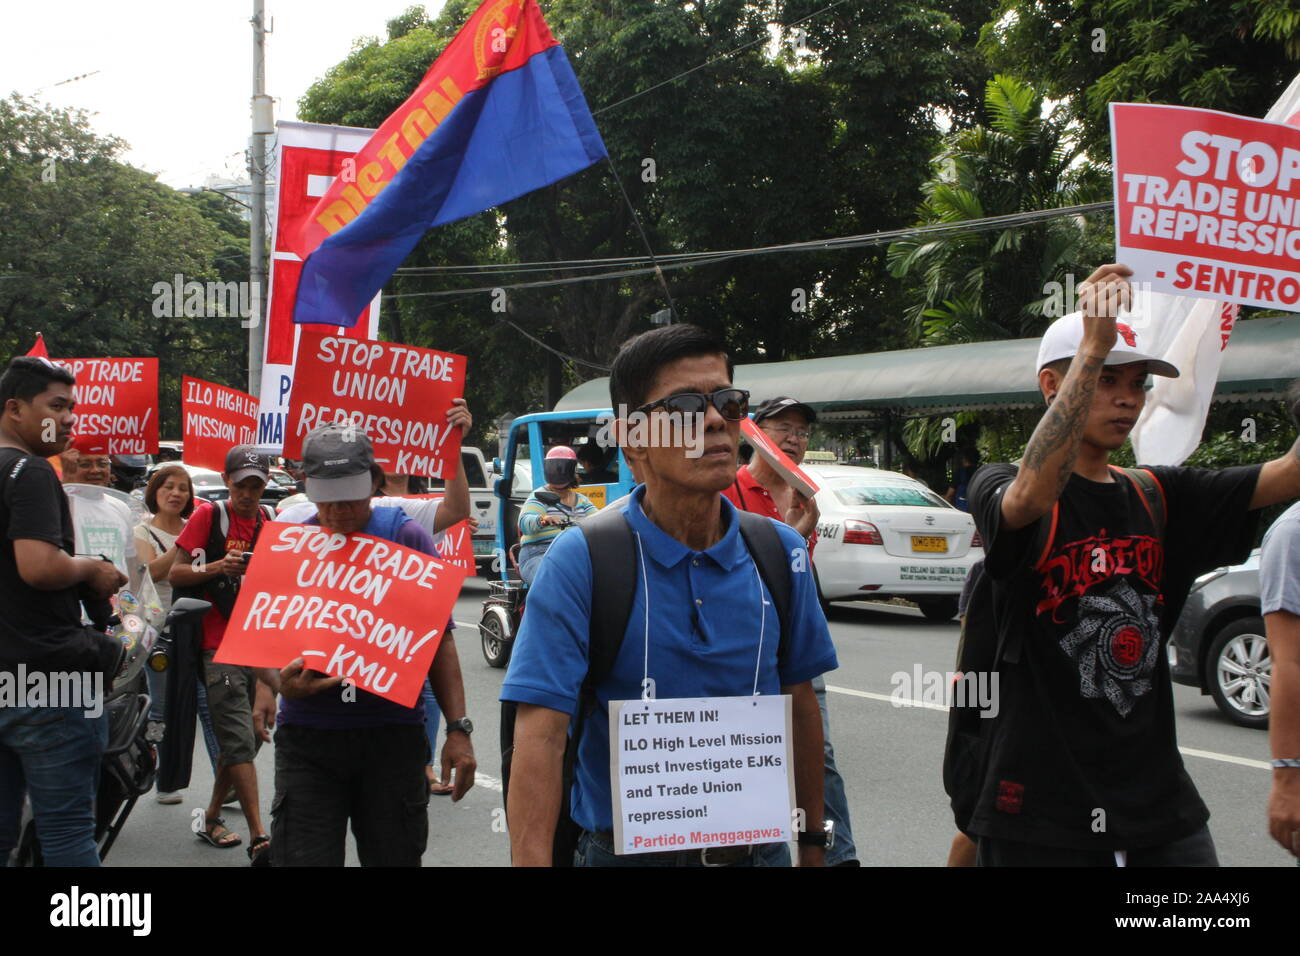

{"left": 248, "top": 834, "right": 272, "bottom": 867}
{"left": 197, "top": 816, "right": 242, "bottom": 849}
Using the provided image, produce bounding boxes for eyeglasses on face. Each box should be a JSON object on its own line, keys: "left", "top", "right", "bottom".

{"left": 762, "top": 423, "right": 811, "bottom": 441}
{"left": 635, "top": 388, "right": 750, "bottom": 422}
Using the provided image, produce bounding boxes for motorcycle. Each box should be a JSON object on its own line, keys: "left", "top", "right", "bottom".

{"left": 9, "top": 595, "right": 211, "bottom": 866}
{"left": 479, "top": 490, "right": 583, "bottom": 668}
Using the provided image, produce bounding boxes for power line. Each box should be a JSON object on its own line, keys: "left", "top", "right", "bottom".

{"left": 384, "top": 202, "right": 1113, "bottom": 298}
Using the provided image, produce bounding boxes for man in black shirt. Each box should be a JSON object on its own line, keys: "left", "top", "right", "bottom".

{"left": 968, "top": 264, "right": 1300, "bottom": 866}
{"left": 0, "top": 357, "right": 127, "bottom": 866}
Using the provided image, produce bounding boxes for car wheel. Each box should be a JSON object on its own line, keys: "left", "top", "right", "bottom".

{"left": 1206, "top": 617, "right": 1270, "bottom": 729}
{"left": 480, "top": 605, "right": 513, "bottom": 669}
{"left": 917, "top": 597, "right": 958, "bottom": 622}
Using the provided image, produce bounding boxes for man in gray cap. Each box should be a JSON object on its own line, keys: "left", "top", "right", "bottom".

{"left": 265, "top": 422, "right": 476, "bottom": 867}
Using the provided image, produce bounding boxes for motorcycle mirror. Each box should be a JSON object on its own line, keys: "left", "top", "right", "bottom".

{"left": 167, "top": 597, "right": 212, "bottom": 624}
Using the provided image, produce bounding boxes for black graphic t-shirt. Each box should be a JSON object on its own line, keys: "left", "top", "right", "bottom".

{"left": 967, "top": 461, "right": 1261, "bottom": 850}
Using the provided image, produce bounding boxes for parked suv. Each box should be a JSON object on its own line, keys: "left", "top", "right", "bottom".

{"left": 1169, "top": 550, "right": 1269, "bottom": 729}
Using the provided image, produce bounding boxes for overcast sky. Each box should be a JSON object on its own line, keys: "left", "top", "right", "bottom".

{"left": 3, "top": 1, "right": 442, "bottom": 187}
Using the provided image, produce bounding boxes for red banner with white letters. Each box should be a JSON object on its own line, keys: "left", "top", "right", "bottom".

{"left": 283, "top": 331, "right": 465, "bottom": 478}
{"left": 54, "top": 357, "right": 158, "bottom": 455}
{"left": 182, "top": 376, "right": 258, "bottom": 472}
{"left": 1111, "top": 102, "right": 1300, "bottom": 310}
{"left": 213, "top": 521, "right": 468, "bottom": 707}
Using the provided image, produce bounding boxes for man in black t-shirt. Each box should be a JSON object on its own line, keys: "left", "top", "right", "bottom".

{"left": 0, "top": 357, "right": 127, "bottom": 867}
{"left": 967, "top": 264, "right": 1300, "bottom": 866}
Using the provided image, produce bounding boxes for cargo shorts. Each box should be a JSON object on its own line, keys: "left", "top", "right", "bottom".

{"left": 202, "top": 649, "right": 263, "bottom": 766}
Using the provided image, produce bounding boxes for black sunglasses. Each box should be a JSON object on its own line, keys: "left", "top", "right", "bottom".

{"left": 636, "top": 388, "right": 750, "bottom": 421}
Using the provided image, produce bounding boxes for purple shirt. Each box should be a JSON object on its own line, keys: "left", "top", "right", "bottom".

{"left": 277, "top": 505, "right": 450, "bottom": 729}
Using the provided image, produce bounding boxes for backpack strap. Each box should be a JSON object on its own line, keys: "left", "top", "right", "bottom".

{"left": 579, "top": 507, "right": 640, "bottom": 694}
{"left": 144, "top": 524, "right": 169, "bottom": 555}
{"left": 735, "top": 510, "right": 794, "bottom": 666}
{"left": 1112, "top": 466, "right": 1167, "bottom": 540}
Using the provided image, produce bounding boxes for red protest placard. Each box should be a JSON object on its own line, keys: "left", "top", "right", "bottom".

{"left": 56, "top": 358, "right": 159, "bottom": 455}
{"left": 283, "top": 331, "right": 466, "bottom": 477}
{"left": 435, "top": 519, "right": 474, "bottom": 573}
{"left": 213, "top": 521, "right": 468, "bottom": 707}
{"left": 1111, "top": 102, "right": 1300, "bottom": 310}
{"left": 740, "top": 418, "right": 820, "bottom": 498}
{"left": 182, "top": 376, "right": 258, "bottom": 471}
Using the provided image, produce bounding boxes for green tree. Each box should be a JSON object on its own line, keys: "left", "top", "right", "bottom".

{"left": 981, "top": 0, "right": 1300, "bottom": 151}
{"left": 297, "top": 0, "right": 996, "bottom": 429}
{"left": 887, "top": 74, "right": 1111, "bottom": 346}
{"left": 0, "top": 94, "right": 252, "bottom": 437}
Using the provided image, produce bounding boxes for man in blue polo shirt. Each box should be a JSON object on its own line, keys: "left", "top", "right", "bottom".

{"left": 501, "top": 324, "right": 838, "bottom": 867}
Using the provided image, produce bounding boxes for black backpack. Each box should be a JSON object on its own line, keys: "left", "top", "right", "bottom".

{"left": 177, "top": 499, "right": 275, "bottom": 618}
{"left": 942, "top": 466, "right": 1165, "bottom": 835}
{"left": 499, "top": 505, "right": 796, "bottom": 866}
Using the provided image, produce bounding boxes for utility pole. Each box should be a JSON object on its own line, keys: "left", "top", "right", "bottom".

{"left": 248, "top": 0, "right": 273, "bottom": 396}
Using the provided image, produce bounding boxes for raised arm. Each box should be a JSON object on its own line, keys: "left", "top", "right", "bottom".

{"left": 432, "top": 397, "right": 473, "bottom": 533}
{"left": 1250, "top": 436, "right": 1300, "bottom": 510}
{"left": 1001, "top": 264, "right": 1131, "bottom": 530}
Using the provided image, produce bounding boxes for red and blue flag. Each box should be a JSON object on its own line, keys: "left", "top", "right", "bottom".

{"left": 289, "top": 0, "right": 607, "bottom": 326}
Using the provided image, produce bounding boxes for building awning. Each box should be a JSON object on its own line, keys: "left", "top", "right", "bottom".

{"left": 555, "top": 316, "right": 1300, "bottom": 418}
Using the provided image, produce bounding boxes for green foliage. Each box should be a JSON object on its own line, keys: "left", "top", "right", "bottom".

{"left": 296, "top": 0, "right": 998, "bottom": 435}
{"left": 0, "top": 95, "right": 251, "bottom": 437}
{"left": 980, "top": 0, "right": 1300, "bottom": 152}
{"left": 887, "top": 74, "right": 1111, "bottom": 345}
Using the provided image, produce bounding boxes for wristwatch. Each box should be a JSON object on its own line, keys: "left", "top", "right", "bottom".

{"left": 797, "top": 819, "right": 835, "bottom": 849}
{"left": 446, "top": 717, "right": 474, "bottom": 737}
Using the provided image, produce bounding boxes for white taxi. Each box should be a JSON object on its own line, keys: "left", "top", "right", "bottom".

{"left": 807, "top": 465, "right": 983, "bottom": 620}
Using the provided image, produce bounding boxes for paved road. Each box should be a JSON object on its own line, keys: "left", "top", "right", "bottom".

{"left": 109, "top": 577, "right": 1289, "bottom": 867}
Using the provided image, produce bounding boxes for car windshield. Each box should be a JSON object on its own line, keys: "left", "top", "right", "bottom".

{"left": 190, "top": 469, "right": 223, "bottom": 487}
{"left": 832, "top": 481, "right": 947, "bottom": 509}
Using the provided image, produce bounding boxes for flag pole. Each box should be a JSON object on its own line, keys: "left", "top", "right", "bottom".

{"left": 604, "top": 156, "right": 679, "bottom": 324}
{"left": 248, "top": 0, "right": 273, "bottom": 396}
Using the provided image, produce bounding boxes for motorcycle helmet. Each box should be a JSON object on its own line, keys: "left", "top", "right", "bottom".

{"left": 543, "top": 445, "right": 579, "bottom": 488}
{"left": 110, "top": 454, "right": 149, "bottom": 492}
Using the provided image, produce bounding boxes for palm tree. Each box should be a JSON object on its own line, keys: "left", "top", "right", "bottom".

{"left": 887, "top": 74, "right": 1111, "bottom": 346}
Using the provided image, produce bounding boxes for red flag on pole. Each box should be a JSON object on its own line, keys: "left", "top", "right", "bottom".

{"left": 25, "top": 333, "right": 49, "bottom": 359}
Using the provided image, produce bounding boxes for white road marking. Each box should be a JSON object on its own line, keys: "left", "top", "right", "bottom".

{"left": 825, "top": 684, "right": 948, "bottom": 713}
{"left": 476, "top": 773, "right": 503, "bottom": 792}
{"left": 823, "top": 684, "right": 1271, "bottom": 770}
{"left": 454, "top": 620, "right": 479, "bottom": 630}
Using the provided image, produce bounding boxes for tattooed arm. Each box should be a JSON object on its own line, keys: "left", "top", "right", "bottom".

{"left": 1001, "top": 264, "right": 1132, "bottom": 531}
{"left": 1249, "top": 433, "right": 1300, "bottom": 510}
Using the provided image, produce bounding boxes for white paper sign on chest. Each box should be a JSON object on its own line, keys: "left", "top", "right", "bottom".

{"left": 609, "top": 694, "right": 795, "bottom": 855}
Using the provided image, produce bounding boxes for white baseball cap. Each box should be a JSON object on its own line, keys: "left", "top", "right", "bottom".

{"left": 1035, "top": 311, "right": 1179, "bottom": 378}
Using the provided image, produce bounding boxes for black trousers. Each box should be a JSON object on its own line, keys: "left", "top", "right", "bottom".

{"left": 976, "top": 824, "right": 1219, "bottom": 867}
{"left": 271, "top": 723, "right": 430, "bottom": 867}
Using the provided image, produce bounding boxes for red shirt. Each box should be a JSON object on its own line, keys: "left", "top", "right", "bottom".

{"left": 175, "top": 501, "right": 262, "bottom": 651}
{"left": 721, "top": 465, "right": 817, "bottom": 556}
